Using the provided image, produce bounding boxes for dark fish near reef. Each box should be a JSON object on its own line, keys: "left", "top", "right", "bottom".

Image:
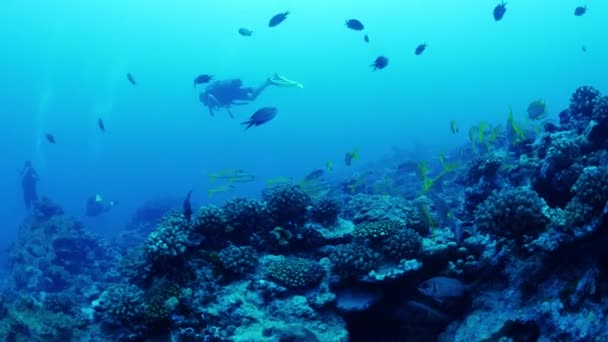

{"left": 269, "top": 11, "right": 290, "bottom": 27}
{"left": 345, "top": 19, "right": 364, "bottom": 31}
{"left": 45, "top": 133, "right": 56, "bottom": 144}
{"left": 364, "top": 34, "right": 369, "bottom": 43}
{"left": 304, "top": 169, "right": 325, "bottom": 181}
{"left": 574, "top": 6, "right": 587, "bottom": 16}
{"left": 418, "top": 277, "right": 468, "bottom": 302}
{"left": 126, "top": 73, "right": 136, "bottom": 85}
{"left": 415, "top": 43, "right": 427, "bottom": 55}
{"left": 98, "top": 118, "right": 105, "bottom": 132}
{"left": 193, "top": 74, "right": 213, "bottom": 87}
{"left": 344, "top": 148, "right": 360, "bottom": 166}
{"left": 527, "top": 99, "right": 547, "bottom": 120}
{"left": 241, "top": 107, "right": 278, "bottom": 130}
{"left": 238, "top": 27, "right": 253, "bottom": 36}
{"left": 493, "top": 1, "right": 507, "bottom": 21}
{"left": 183, "top": 190, "right": 193, "bottom": 222}
{"left": 371, "top": 56, "right": 388, "bottom": 70}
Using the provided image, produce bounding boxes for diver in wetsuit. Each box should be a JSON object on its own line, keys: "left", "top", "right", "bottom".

{"left": 21, "top": 161, "right": 39, "bottom": 209}
{"left": 198, "top": 74, "right": 303, "bottom": 117}
{"left": 85, "top": 194, "right": 117, "bottom": 217}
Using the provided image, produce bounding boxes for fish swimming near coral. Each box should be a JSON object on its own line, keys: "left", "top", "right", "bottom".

{"left": 450, "top": 120, "right": 459, "bottom": 134}
{"left": 418, "top": 276, "right": 469, "bottom": 302}
{"left": 344, "top": 148, "right": 360, "bottom": 166}
{"left": 238, "top": 27, "right": 253, "bottom": 36}
{"left": 493, "top": 1, "right": 507, "bottom": 21}
{"left": 208, "top": 184, "right": 236, "bottom": 197}
{"left": 304, "top": 169, "right": 325, "bottom": 181}
{"left": 326, "top": 160, "right": 334, "bottom": 173}
{"left": 241, "top": 107, "right": 278, "bottom": 130}
{"left": 269, "top": 11, "right": 290, "bottom": 27}
{"left": 127, "top": 73, "right": 136, "bottom": 85}
{"left": 266, "top": 177, "right": 294, "bottom": 187}
{"left": 208, "top": 169, "right": 252, "bottom": 183}
{"left": 527, "top": 99, "right": 547, "bottom": 120}
{"left": 183, "top": 190, "right": 193, "bottom": 222}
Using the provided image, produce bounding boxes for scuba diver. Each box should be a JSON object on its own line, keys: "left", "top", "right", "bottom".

{"left": 21, "top": 161, "right": 39, "bottom": 209}
{"left": 85, "top": 194, "right": 118, "bottom": 217}
{"left": 198, "top": 73, "right": 303, "bottom": 117}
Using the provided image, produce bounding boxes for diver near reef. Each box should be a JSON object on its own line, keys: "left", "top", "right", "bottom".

{"left": 85, "top": 194, "right": 118, "bottom": 217}
{"left": 197, "top": 73, "right": 303, "bottom": 117}
{"left": 21, "top": 161, "right": 39, "bottom": 209}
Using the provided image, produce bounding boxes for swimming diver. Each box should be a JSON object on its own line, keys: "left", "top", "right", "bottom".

{"left": 21, "top": 161, "right": 39, "bottom": 209}
{"left": 198, "top": 73, "right": 302, "bottom": 118}
{"left": 85, "top": 194, "right": 118, "bottom": 217}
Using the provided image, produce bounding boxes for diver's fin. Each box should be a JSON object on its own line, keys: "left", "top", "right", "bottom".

{"left": 268, "top": 73, "right": 304, "bottom": 88}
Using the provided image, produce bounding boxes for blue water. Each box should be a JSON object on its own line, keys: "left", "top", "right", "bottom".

{"left": 1, "top": 0, "right": 606, "bottom": 244}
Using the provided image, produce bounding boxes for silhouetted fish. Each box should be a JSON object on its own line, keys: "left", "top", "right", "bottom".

{"left": 371, "top": 56, "right": 388, "bottom": 71}
{"left": 415, "top": 43, "right": 427, "bottom": 55}
{"left": 345, "top": 19, "right": 364, "bottom": 31}
{"left": 194, "top": 74, "right": 213, "bottom": 87}
{"left": 493, "top": 1, "right": 507, "bottom": 21}
{"left": 98, "top": 118, "right": 105, "bottom": 132}
{"left": 242, "top": 107, "right": 278, "bottom": 130}
{"left": 127, "top": 73, "right": 136, "bottom": 85}
{"left": 269, "top": 12, "right": 289, "bottom": 27}
{"left": 238, "top": 27, "right": 253, "bottom": 36}
{"left": 364, "top": 34, "right": 369, "bottom": 43}
{"left": 45, "top": 133, "right": 56, "bottom": 144}
{"left": 574, "top": 6, "right": 587, "bottom": 16}
{"left": 183, "top": 190, "right": 193, "bottom": 222}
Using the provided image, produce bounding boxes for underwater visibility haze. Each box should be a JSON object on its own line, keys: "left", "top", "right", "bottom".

{"left": 1, "top": 0, "right": 608, "bottom": 341}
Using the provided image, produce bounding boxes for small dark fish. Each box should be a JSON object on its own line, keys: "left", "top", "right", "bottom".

{"left": 269, "top": 11, "right": 290, "bottom": 27}
{"left": 238, "top": 27, "right": 253, "bottom": 36}
{"left": 418, "top": 277, "right": 468, "bottom": 302}
{"left": 493, "top": 1, "right": 507, "bottom": 21}
{"left": 344, "top": 149, "right": 359, "bottom": 166}
{"left": 574, "top": 6, "right": 587, "bottom": 16}
{"left": 415, "top": 43, "right": 427, "bottom": 55}
{"left": 126, "top": 73, "right": 136, "bottom": 85}
{"left": 45, "top": 133, "right": 55, "bottom": 144}
{"left": 183, "top": 190, "right": 193, "bottom": 222}
{"left": 371, "top": 56, "right": 389, "bottom": 71}
{"left": 98, "top": 118, "right": 105, "bottom": 132}
{"left": 304, "top": 169, "right": 325, "bottom": 181}
{"left": 241, "top": 107, "right": 278, "bottom": 130}
{"left": 581, "top": 45, "right": 587, "bottom": 52}
{"left": 364, "top": 34, "right": 369, "bottom": 43}
{"left": 345, "top": 19, "right": 364, "bottom": 31}
{"left": 194, "top": 74, "right": 214, "bottom": 87}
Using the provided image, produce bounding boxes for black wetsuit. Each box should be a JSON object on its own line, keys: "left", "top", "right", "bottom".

{"left": 21, "top": 163, "right": 38, "bottom": 209}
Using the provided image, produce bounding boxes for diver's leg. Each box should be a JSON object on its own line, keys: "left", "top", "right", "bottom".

{"left": 247, "top": 79, "right": 272, "bottom": 101}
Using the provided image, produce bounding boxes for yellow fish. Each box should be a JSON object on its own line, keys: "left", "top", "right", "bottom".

{"left": 207, "top": 184, "right": 236, "bottom": 196}
{"left": 450, "top": 120, "right": 459, "bottom": 134}
{"left": 266, "top": 177, "right": 294, "bottom": 187}
{"left": 344, "top": 148, "right": 360, "bottom": 166}
{"left": 326, "top": 160, "right": 334, "bottom": 173}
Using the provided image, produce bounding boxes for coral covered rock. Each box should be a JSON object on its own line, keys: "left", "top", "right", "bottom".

{"left": 267, "top": 257, "right": 324, "bottom": 289}
{"left": 264, "top": 185, "right": 311, "bottom": 225}
{"left": 474, "top": 187, "right": 551, "bottom": 238}
{"left": 329, "top": 244, "right": 381, "bottom": 279}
